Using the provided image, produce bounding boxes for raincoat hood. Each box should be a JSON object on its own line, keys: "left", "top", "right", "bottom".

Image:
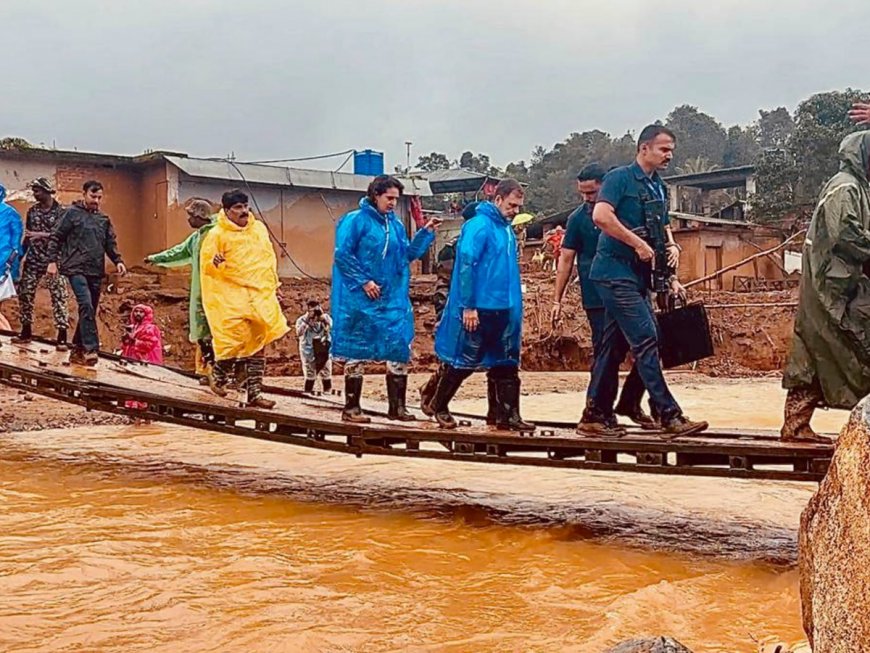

{"left": 359, "top": 197, "right": 389, "bottom": 223}
{"left": 130, "top": 303, "right": 155, "bottom": 326}
{"left": 121, "top": 303, "right": 164, "bottom": 365}
{"left": 217, "top": 208, "right": 253, "bottom": 232}
{"left": 838, "top": 130, "right": 870, "bottom": 183}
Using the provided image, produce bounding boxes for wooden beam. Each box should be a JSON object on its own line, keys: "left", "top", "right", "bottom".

{"left": 686, "top": 230, "right": 805, "bottom": 289}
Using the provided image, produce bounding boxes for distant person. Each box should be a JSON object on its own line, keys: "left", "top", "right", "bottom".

{"left": 781, "top": 130, "right": 870, "bottom": 442}
{"left": 0, "top": 183, "right": 23, "bottom": 330}
{"left": 427, "top": 178, "right": 535, "bottom": 432}
{"left": 12, "top": 178, "right": 69, "bottom": 348}
{"left": 551, "top": 163, "right": 652, "bottom": 432}
{"left": 46, "top": 180, "right": 126, "bottom": 366}
{"left": 146, "top": 198, "right": 217, "bottom": 382}
{"left": 581, "top": 125, "right": 705, "bottom": 438}
{"left": 120, "top": 303, "right": 164, "bottom": 415}
{"left": 331, "top": 175, "right": 439, "bottom": 423}
{"left": 200, "top": 189, "right": 289, "bottom": 409}
{"left": 121, "top": 303, "right": 164, "bottom": 365}
{"left": 419, "top": 200, "right": 500, "bottom": 426}
{"left": 295, "top": 300, "right": 333, "bottom": 394}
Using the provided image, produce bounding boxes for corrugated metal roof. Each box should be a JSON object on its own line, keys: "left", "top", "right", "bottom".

{"left": 165, "top": 156, "right": 431, "bottom": 196}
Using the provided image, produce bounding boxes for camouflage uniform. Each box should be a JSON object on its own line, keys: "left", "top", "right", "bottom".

{"left": 18, "top": 201, "right": 69, "bottom": 330}
{"left": 433, "top": 236, "right": 458, "bottom": 321}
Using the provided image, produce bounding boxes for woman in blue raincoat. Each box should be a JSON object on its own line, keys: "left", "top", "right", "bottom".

{"left": 331, "top": 175, "right": 438, "bottom": 423}
{"left": 428, "top": 179, "right": 534, "bottom": 432}
{"left": 0, "top": 184, "right": 23, "bottom": 329}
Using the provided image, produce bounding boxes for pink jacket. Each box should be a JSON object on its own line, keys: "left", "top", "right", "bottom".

{"left": 121, "top": 304, "right": 164, "bottom": 364}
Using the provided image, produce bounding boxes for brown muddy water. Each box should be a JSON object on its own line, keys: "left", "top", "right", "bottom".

{"left": 0, "top": 378, "right": 845, "bottom": 652}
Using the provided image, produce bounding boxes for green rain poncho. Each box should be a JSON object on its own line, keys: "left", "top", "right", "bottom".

{"left": 783, "top": 131, "right": 870, "bottom": 409}
{"left": 146, "top": 218, "right": 216, "bottom": 342}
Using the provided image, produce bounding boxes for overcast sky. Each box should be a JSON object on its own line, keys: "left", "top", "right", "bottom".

{"left": 3, "top": 0, "right": 868, "bottom": 171}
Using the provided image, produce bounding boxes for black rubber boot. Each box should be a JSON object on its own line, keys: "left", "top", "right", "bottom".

{"left": 56, "top": 327, "right": 68, "bottom": 352}
{"left": 303, "top": 379, "right": 315, "bottom": 394}
{"left": 322, "top": 378, "right": 332, "bottom": 394}
{"left": 386, "top": 373, "right": 414, "bottom": 421}
{"left": 430, "top": 367, "right": 471, "bottom": 429}
{"left": 485, "top": 372, "right": 498, "bottom": 426}
{"left": 496, "top": 375, "right": 535, "bottom": 432}
{"left": 12, "top": 323, "right": 32, "bottom": 345}
{"left": 419, "top": 365, "right": 443, "bottom": 417}
{"left": 342, "top": 376, "right": 371, "bottom": 423}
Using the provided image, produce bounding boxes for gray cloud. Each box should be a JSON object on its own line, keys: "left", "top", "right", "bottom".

{"left": 2, "top": 0, "right": 868, "bottom": 169}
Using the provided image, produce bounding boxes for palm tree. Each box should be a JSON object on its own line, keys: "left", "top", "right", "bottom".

{"left": 677, "top": 156, "right": 720, "bottom": 175}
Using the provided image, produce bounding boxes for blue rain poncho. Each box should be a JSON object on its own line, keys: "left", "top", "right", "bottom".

{"left": 330, "top": 198, "right": 435, "bottom": 363}
{"left": 435, "top": 201, "right": 523, "bottom": 369}
{"left": 0, "top": 185, "right": 23, "bottom": 282}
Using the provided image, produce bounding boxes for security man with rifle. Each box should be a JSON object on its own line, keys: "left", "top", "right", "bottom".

{"left": 577, "top": 124, "right": 708, "bottom": 438}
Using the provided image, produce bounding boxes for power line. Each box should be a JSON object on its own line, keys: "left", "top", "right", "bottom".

{"left": 218, "top": 157, "right": 329, "bottom": 285}
{"left": 243, "top": 149, "right": 355, "bottom": 165}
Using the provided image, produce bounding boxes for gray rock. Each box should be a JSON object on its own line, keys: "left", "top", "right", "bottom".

{"left": 603, "top": 636, "right": 693, "bottom": 653}
{"left": 800, "top": 399, "right": 870, "bottom": 652}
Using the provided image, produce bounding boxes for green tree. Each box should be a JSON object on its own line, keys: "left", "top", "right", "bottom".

{"left": 0, "top": 137, "right": 34, "bottom": 151}
{"left": 757, "top": 107, "right": 795, "bottom": 150}
{"left": 664, "top": 105, "right": 728, "bottom": 169}
{"left": 722, "top": 125, "right": 760, "bottom": 168}
{"left": 458, "top": 151, "right": 502, "bottom": 176}
{"left": 415, "top": 152, "right": 453, "bottom": 172}
{"left": 676, "top": 156, "right": 719, "bottom": 175}
{"left": 791, "top": 89, "right": 866, "bottom": 201}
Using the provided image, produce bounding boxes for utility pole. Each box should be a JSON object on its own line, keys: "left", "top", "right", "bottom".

{"left": 405, "top": 141, "right": 413, "bottom": 174}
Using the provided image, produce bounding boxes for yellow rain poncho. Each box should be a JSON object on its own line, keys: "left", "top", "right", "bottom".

{"left": 200, "top": 210, "right": 289, "bottom": 361}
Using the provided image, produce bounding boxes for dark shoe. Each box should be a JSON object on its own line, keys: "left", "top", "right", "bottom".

{"left": 485, "top": 373, "right": 498, "bottom": 426}
{"left": 55, "top": 328, "right": 68, "bottom": 352}
{"left": 495, "top": 375, "right": 536, "bottom": 432}
{"left": 11, "top": 324, "right": 32, "bottom": 345}
{"left": 575, "top": 420, "right": 626, "bottom": 438}
{"left": 83, "top": 351, "right": 99, "bottom": 367}
{"left": 247, "top": 396, "right": 276, "bottom": 410}
{"left": 303, "top": 379, "right": 315, "bottom": 394}
{"left": 615, "top": 404, "right": 658, "bottom": 430}
{"left": 69, "top": 348, "right": 87, "bottom": 365}
{"left": 660, "top": 415, "right": 708, "bottom": 439}
{"left": 435, "top": 411, "right": 458, "bottom": 429}
{"left": 322, "top": 379, "right": 333, "bottom": 394}
{"left": 386, "top": 373, "right": 414, "bottom": 422}
{"left": 342, "top": 376, "right": 371, "bottom": 424}
{"left": 419, "top": 369, "right": 441, "bottom": 417}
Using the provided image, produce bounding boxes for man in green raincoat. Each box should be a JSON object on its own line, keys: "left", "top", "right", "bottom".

{"left": 782, "top": 130, "right": 870, "bottom": 442}
{"left": 146, "top": 199, "right": 217, "bottom": 380}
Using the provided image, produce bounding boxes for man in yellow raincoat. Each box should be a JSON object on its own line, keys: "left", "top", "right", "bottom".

{"left": 200, "top": 189, "right": 289, "bottom": 409}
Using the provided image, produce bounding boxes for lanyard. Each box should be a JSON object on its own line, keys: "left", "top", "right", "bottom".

{"left": 642, "top": 176, "right": 665, "bottom": 203}
{"left": 381, "top": 218, "right": 390, "bottom": 259}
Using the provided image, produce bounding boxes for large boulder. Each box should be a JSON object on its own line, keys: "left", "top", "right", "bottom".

{"left": 603, "top": 637, "right": 693, "bottom": 653}
{"left": 800, "top": 400, "right": 870, "bottom": 651}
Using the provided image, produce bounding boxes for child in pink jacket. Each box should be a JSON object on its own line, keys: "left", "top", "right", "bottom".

{"left": 121, "top": 304, "right": 164, "bottom": 414}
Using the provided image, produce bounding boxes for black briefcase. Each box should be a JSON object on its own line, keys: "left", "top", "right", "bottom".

{"left": 657, "top": 302, "right": 714, "bottom": 369}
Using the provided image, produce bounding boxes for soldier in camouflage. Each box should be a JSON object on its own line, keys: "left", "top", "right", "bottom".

{"left": 419, "top": 201, "right": 500, "bottom": 425}
{"left": 12, "top": 178, "right": 69, "bottom": 349}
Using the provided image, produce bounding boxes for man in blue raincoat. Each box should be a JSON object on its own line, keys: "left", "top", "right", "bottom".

{"left": 331, "top": 175, "right": 439, "bottom": 423}
{"left": 427, "top": 178, "right": 535, "bottom": 432}
{"left": 0, "top": 184, "right": 24, "bottom": 283}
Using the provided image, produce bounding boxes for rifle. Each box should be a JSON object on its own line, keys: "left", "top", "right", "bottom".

{"left": 630, "top": 197, "right": 675, "bottom": 311}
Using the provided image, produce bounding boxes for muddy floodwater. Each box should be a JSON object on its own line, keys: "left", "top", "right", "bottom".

{"left": 0, "top": 376, "right": 844, "bottom": 652}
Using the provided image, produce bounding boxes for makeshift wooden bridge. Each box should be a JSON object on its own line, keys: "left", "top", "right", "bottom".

{"left": 0, "top": 334, "right": 833, "bottom": 482}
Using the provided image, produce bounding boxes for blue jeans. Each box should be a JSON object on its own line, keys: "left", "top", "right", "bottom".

{"left": 587, "top": 280, "right": 680, "bottom": 420}
{"left": 586, "top": 307, "right": 645, "bottom": 412}
{"left": 67, "top": 274, "right": 103, "bottom": 353}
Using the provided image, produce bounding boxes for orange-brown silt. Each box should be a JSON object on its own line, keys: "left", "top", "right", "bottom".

{"left": 0, "top": 376, "right": 839, "bottom": 652}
